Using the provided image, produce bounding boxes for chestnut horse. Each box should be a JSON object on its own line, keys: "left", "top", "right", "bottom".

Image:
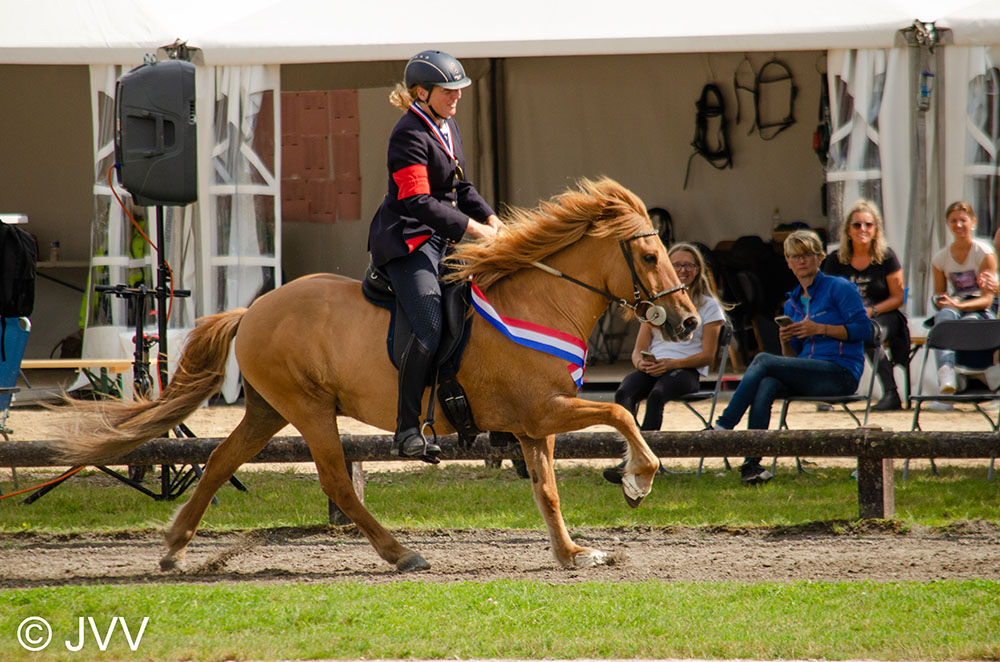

{"left": 56, "top": 177, "right": 698, "bottom": 572}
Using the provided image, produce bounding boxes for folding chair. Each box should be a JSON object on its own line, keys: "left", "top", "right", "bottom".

{"left": 907, "top": 319, "right": 1000, "bottom": 480}
{"left": 771, "top": 320, "right": 881, "bottom": 474}
{"left": 1, "top": 317, "right": 31, "bottom": 495}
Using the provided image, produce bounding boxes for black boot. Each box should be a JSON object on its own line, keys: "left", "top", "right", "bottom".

{"left": 391, "top": 336, "right": 441, "bottom": 463}
{"left": 872, "top": 353, "right": 902, "bottom": 411}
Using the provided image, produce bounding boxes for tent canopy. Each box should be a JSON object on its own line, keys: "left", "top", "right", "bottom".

{"left": 2, "top": 0, "right": 995, "bottom": 66}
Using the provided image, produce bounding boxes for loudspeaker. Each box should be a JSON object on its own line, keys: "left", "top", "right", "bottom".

{"left": 114, "top": 60, "right": 197, "bottom": 206}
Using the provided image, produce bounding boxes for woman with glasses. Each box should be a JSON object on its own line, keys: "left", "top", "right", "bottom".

{"left": 821, "top": 200, "right": 907, "bottom": 410}
{"left": 713, "top": 230, "right": 869, "bottom": 484}
{"left": 603, "top": 243, "right": 725, "bottom": 484}
{"left": 929, "top": 201, "right": 998, "bottom": 393}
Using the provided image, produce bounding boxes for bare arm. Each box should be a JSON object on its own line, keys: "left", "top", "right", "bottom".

{"left": 871, "top": 269, "right": 905, "bottom": 315}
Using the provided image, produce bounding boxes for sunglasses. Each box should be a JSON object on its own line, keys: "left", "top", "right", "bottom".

{"left": 850, "top": 221, "right": 875, "bottom": 230}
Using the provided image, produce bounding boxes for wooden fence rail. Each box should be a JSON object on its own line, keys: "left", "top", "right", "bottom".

{"left": 2, "top": 429, "right": 997, "bottom": 519}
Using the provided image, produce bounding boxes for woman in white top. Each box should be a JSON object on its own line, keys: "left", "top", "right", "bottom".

{"left": 930, "top": 201, "right": 998, "bottom": 392}
{"left": 603, "top": 243, "right": 725, "bottom": 483}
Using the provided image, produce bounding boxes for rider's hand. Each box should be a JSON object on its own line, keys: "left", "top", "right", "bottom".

{"left": 465, "top": 218, "right": 498, "bottom": 240}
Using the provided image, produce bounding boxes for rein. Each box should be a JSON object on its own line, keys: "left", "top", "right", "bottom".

{"left": 529, "top": 230, "right": 686, "bottom": 326}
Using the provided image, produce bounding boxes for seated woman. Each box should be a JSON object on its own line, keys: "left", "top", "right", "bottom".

{"left": 602, "top": 242, "right": 725, "bottom": 484}
{"left": 713, "top": 230, "right": 870, "bottom": 485}
{"left": 930, "top": 201, "right": 998, "bottom": 393}
{"left": 822, "top": 199, "right": 907, "bottom": 410}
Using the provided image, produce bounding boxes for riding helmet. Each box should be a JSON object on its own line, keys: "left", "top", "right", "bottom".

{"left": 404, "top": 50, "right": 471, "bottom": 91}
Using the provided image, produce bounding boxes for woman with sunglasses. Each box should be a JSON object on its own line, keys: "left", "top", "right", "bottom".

{"left": 821, "top": 200, "right": 907, "bottom": 410}
{"left": 603, "top": 243, "right": 725, "bottom": 484}
{"left": 713, "top": 230, "right": 869, "bottom": 484}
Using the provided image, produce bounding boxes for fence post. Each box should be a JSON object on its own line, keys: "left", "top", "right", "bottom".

{"left": 856, "top": 457, "right": 895, "bottom": 519}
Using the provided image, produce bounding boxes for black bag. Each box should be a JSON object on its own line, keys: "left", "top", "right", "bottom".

{"left": 0, "top": 222, "right": 37, "bottom": 361}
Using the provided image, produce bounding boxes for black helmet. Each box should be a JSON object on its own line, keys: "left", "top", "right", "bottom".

{"left": 404, "top": 50, "right": 471, "bottom": 92}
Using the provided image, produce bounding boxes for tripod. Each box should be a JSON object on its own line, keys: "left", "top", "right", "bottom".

{"left": 23, "top": 206, "right": 246, "bottom": 503}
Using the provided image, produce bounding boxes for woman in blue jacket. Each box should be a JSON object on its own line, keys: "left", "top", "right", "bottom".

{"left": 714, "top": 230, "right": 870, "bottom": 484}
{"left": 369, "top": 50, "right": 500, "bottom": 462}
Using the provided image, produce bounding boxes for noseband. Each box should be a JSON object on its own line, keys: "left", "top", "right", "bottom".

{"left": 530, "top": 230, "right": 687, "bottom": 326}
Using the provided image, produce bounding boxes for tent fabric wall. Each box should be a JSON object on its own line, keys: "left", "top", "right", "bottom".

{"left": 197, "top": 65, "right": 281, "bottom": 402}
{"left": 825, "top": 48, "right": 912, "bottom": 308}
{"left": 501, "top": 52, "right": 828, "bottom": 249}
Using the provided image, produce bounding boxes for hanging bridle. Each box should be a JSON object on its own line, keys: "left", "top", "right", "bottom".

{"left": 529, "top": 230, "right": 687, "bottom": 326}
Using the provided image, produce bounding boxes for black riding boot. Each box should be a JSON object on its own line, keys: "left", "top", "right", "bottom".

{"left": 392, "top": 336, "right": 441, "bottom": 463}
{"left": 872, "top": 349, "right": 902, "bottom": 411}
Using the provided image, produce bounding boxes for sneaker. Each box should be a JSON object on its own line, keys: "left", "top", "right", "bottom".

{"left": 739, "top": 462, "right": 773, "bottom": 485}
{"left": 602, "top": 460, "right": 626, "bottom": 484}
{"left": 871, "top": 390, "right": 902, "bottom": 411}
{"left": 816, "top": 403, "right": 834, "bottom": 412}
{"left": 938, "top": 365, "right": 957, "bottom": 394}
{"left": 985, "top": 364, "right": 1000, "bottom": 391}
{"left": 925, "top": 400, "right": 955, "bottom": 412}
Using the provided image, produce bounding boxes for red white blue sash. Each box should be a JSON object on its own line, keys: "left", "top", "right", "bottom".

{"left": 471, "top": 283, "right": 588, "bottom": 387}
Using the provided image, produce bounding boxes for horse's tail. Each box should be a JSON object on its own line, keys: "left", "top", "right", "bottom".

{"left": 54, "top": 308, "right": 248, "bottom": 465}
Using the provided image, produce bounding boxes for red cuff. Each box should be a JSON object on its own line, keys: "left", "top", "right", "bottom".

{"left": 393, "top": 164, "right": 430, "bottom": 199}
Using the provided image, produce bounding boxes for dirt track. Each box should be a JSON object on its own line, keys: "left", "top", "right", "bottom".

{"left": 3, "top": 403, "right": 1000, "bottom": 588}
{"left": 2, "top": 520, "right": 999, "bottom": 589}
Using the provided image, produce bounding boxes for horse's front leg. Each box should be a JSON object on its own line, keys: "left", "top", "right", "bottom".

{"left": 523, "top": 395, "right": 658, "bottom": 507}
{"left": 517, "top": 433, "right": 607, "bottom": 569}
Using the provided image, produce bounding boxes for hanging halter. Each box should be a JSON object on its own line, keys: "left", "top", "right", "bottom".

{"left": 529, "top": 231, "right": 686, "bottom": 326}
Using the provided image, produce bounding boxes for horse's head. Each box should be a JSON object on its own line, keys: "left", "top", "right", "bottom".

{"left": 613, "top": 230, "right": 700, "bottom": 342}
{"left": 565, "top": 178, "right": 698, "bottom": 341}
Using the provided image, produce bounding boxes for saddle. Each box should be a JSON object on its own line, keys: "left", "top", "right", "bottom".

{"left": 362, "top": 261, "right": 480, "bottom": 447}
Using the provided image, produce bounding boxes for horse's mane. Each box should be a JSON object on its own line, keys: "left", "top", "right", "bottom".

{"left": 445, "top": 177, "right": 652, "bottom": 289}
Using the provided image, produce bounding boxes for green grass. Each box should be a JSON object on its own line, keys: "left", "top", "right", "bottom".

{"left": 2, "top": 463, "right": 999, "bottom": 661}
{"left": 1, "top": 462, "right": 998, "bottom": 533}
{"left": 2, "top": 580, "right": 998, "bottom": 661}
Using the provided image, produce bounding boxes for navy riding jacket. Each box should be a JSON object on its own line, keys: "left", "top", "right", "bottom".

{"left": 368, "top": 106, "right": 495, "bottom": 267}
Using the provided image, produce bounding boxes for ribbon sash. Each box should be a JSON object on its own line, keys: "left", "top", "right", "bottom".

{"left": 409, "top": 104, "right": 456, "bottom": 160}
{"left": 470, "top": 283, "right": 587, "bottom": 387}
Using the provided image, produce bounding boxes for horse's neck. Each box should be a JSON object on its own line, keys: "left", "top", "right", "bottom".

{"left": 486, "top": 242, "right": 612, "bottom": 342}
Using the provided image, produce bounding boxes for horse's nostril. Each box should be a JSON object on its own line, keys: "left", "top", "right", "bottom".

{"left": 682, "top": 316, "right": 699, "bottom": 333}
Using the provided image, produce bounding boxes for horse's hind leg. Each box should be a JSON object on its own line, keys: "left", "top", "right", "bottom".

{"left": 161, "top": 384, "right": 288, "bottom": 571}
{"left": 295, "top": 413, "right": 429, "bottom": 572}
{"left": 518, "top": 433, "right": 608, "bottom": 568}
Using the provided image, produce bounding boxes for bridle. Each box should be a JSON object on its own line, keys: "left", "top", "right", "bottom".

{"left": 529, "top": 230, "right": 687, "bottom": 326}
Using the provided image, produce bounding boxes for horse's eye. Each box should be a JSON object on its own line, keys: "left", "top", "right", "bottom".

{"left": 642, "top": 253, "right": 657, "bottom": 265}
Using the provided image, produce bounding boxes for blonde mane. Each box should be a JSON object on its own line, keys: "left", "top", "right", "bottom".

{"left": 446, "top": 177, "right": 653, "bottom": 289}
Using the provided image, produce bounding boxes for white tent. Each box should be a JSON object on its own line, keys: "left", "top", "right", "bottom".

{"left": 3, "top": 0, "right": 1000, "bottom": 398}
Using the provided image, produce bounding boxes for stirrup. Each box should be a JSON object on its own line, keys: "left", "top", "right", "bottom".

{"left": 392, "top": 426, "right": 441, "bottom": 464}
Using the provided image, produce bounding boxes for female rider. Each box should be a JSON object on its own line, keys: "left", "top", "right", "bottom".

{"left": 369, "top": 50, "right": 500, "bottom": 462}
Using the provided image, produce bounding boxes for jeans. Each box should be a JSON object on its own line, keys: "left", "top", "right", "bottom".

{"left": 715, "top": 352, "right": 859, "bottom": 465}
{"left": 933, "top": 307, "right": 996, "bottom": 371}
{"left": 615, "top": 367, "right": 700, "bottom": 430}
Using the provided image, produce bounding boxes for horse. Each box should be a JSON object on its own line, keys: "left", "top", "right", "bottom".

{"left": 55, "top": 177, "right": 699, "bottom": 572}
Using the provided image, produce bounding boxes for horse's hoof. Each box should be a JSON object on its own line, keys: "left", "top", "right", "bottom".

{"left": 621, "top": 474, "right": 648, "bottom": 508}
{"left": 623, "top": 491, "right": 644, "bottom": 508}
{"left": 396, "top": 552, "right": 430, "bottom": 573}
{"left": 159, "top": 557, "right": 183, "bottom": 572}
{"left": 574, "top": 549, "right": 608, "bottom": 568}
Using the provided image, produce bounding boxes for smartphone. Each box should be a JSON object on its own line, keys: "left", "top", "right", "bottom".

{"left": 640, "top": 351, "right": 656, "bottom": 361}
{"left": 774, "top": 315, "right": 794, "bottom": 327}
